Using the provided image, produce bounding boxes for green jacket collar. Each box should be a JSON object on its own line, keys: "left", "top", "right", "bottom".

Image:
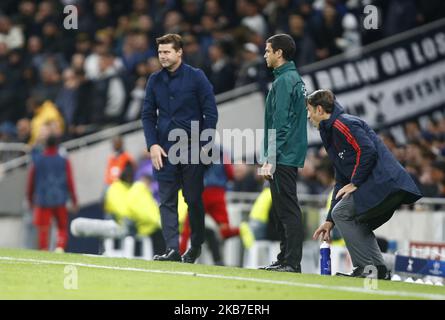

{"left": 272, "top": 61, "right": 296, "bottom": 77}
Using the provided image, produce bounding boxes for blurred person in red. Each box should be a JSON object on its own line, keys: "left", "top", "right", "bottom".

{"left": 27, "top": 135, "right": 78, "bottom": 252}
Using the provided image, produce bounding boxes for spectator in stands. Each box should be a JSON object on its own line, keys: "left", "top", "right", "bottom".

{"left": 121, "top": 31, "right": 156, "bottom": 73}
{"left": 74, "top": 34, "right": 92, "bottom": 58}
{"left": 16, "top": 118, "right": 30, "bottom": 144}
{"left": 92, "top": 0, "right": 116, "bottom": 34}
{"left": 29, "top": 96, "right": 64, "bottom": 145}
{"left": 70, "top": 52, "right": 86, "bottom": 74}
{"left": 13, "top": 0, "right": 37, "bottom": 39}
{"left": 33, "top": 62, "right": 63, "bottom": 102}
{"left": 262, "top": 0, "right": 295, "bottom": 34}
{"left": 203, "top": 0, "right": 229, "bottom": 31}
{"left": 27, "top": 135, "right": 78, "bottom": 252}
{"left": 235, "top": 42, "right": 268, "bottom": 92}
{"left": 84, "top": 37, "right": 116, "bottom": 80}
{"left": 69, "top": 69, "right": 94, "bottom": 137}
{"left": 239, "top": 0, "right": 268, "bottom": 39}
{"left": 91, "top": 51, "right": 127, "bottom": 124}
{"left": 427, "top": 160, "right": 445, "bottom": 197}
{"left": 182, "top": 33, "right": 208, "bottom": 72}
{"left": 208, "top": 41, "right": 235, "bottom": 94}
{"left": 404, "top": 121, "right": 422, "bottom": 143}
{"left": 125, "top": 76, "right": 146, "bottom": 122}
{"left": 288, "top": 14, "right": 316, "bottom": 67}
{"left": 311, "top": 4, "right": 344, "bottom": 60}
{"left": 335, "top": 13, "right": 361, "bottom": 55}
{"left": 0, "top": 15, "right": 25, "bottom": 50}
{"left": 55, "top": 68, "right": 79, "bottom": 129}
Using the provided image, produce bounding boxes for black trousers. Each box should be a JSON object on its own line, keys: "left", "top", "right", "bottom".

{"left": 269, "top": 165, "right": 304, "bottom": 268}
{"left": 158, "top": 163, "right": 206, "bottom": 251}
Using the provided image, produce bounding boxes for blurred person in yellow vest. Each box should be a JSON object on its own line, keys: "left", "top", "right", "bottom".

{"left": 29, "top": 96, "right": 64, "bottom": 145}
{"left": 127, "top": 174, "right": 161, "bottom": 237}
{"left": 239, "top": 184, "right": 282, "bottom": 250}
{"left": 104, "top": 162, "right": 133, "bottom": 225}
{"left": 105, "top": 163, "right": 188, "bottom": 256}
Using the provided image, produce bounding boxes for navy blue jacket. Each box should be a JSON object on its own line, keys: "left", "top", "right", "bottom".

{"left": 319, "top": 102, "right": 422, "bottom": 221}
{"left": 141, "top": 63, "right": 218, "bottom": 181}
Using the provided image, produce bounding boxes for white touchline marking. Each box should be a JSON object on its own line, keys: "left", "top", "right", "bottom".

{"left": 0, "top": 256, "right": 444, "bottom": 300}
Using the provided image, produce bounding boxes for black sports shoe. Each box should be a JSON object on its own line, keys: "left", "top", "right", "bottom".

{"left": 336, "top": 266, "right": 365, "bottom": 277}
{"left": 258, "top": 261, "right": 283, "bottom": 270}
{"left": 153, "top": 248, "right": 181, "bottom": 262}
{"left": 336, "top": 265, "right": 391, "bottom": 280}
{"left": 182, "top": 246, "right": 201, "bottom": 263}
{"left": 375, "top": 265, "right": 391, "bottom": 280}
{"left": 266, "top": 264, "right": 301, "bottom": 273}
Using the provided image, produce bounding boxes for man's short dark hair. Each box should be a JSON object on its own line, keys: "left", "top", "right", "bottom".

{"left": 266, "top": 34, "right": 296, "bottom": 61}
{"left": 156, "top": 33, "right": 183, "bottom": 51}
{"left": 306, "top": 89, "right": 335, "bottom": 113}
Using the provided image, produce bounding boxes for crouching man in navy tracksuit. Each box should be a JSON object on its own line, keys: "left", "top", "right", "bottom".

{"left": 309, "top": 89, "right": 422, "bottom": 279}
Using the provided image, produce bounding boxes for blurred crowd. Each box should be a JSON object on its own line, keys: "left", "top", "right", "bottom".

{"left": 0, "top": 0, "right": 444, "bottom": 196}
{"left": 0, "top": 0, "right": 443, "bottom": 148}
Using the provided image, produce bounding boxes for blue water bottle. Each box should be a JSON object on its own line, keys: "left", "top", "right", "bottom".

{"left": 320, "top": 241, "right": 331, "bottom": 275}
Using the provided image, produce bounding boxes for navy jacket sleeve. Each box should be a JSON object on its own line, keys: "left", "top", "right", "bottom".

{"left": 333, "top": 120, "right": 378, "bottom": 187}
{"left": 141, "top": 74, "right": 158, "bottom": 150}
{"left": 326, "top": 168, "right": 349, "bottom": 223}
{"left": 196, "top": 70, "right": 218, "bottom": 138}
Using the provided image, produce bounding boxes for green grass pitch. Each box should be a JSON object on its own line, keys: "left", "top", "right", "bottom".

{"left": 0, "top": 248, "right": 444, "bottom": 300}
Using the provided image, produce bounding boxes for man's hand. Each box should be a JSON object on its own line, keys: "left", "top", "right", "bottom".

{"left": 150, "top": 144, "right": 167, "bottom": 170}
{"left": 258, "top": 162, "right": 274, "bottom": 180}
{"left": 312, "top": 221, "right": 334, "bottom": 242}
{"left": 335, "top": 183, "right": 357, "bottom": 200}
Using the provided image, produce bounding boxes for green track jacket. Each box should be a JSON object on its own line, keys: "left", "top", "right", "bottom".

{"left": 263, "top": 61, "right": 308, "bottom": 167}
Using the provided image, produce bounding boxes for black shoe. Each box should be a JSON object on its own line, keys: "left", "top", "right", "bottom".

{"left": 336, "top": 265, "right": 391, "bottom": 280}
{"left": 336, "top": 266, "right": 365, "bottom": 277}
{"left": 376, "top": 265, "right": 391, "bottom": 280}
{"left": 258, "top": 261, "right": 283, "bottom": 270}
{"left": 266, "top": 264, "right": 301, "bottom": 273}
{"left": 182, "top": 246, "right": 201, "bottom": 263}
{"left": 153, "top": 248, "right": 181, "bottom": 262}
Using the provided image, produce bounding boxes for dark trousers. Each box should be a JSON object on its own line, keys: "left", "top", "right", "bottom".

{"left": 269, "top": 165, "right": 304, "bottom": 269}
{"left": 331, "top": 191, "right": 407, "bottom": 268}
{"left": 158, "top": 163, "right": 206, "bottom": 251}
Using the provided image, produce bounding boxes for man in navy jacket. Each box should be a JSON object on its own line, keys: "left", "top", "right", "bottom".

{"left": 141, "top": 34, "right": 218, "bottom": 263}
{"left": 309, "top": 89, "right": 422, "bottom": 279}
